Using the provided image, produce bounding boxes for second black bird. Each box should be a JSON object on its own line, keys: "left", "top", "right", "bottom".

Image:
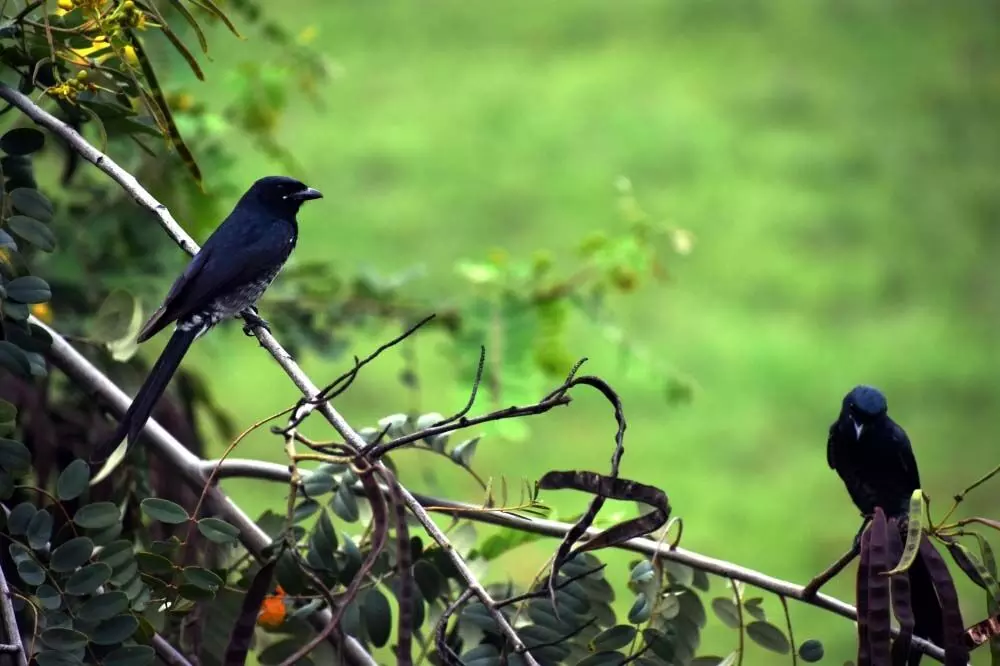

{"left": 91, "top": 175, "right": 322, "bottom": 467}
{"left": 827, "top": 385, "right": 943, "bottom": 666}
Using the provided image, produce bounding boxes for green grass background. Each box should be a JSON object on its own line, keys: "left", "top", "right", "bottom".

{"left": 161, "top": 1, "right": 1000, "bottom": 663}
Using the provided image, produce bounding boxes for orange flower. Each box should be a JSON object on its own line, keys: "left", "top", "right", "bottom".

{"left": 257, "top": 586, "right": 287, "bottom": 629}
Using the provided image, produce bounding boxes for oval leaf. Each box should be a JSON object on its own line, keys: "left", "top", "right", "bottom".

{"left": 140, "top": 498, "right": 189, "bottom": 524}
{"left": 6, "top": 275, "right": 51, "bottom": 304}
{"left": 746, "top": 620, "right": 790, "bottom": 654}
{"left": 711, "top": 597, "right": 741, "bottom": 629}
{"left": 0, "top": 436, "right": 31, "bottom": 472}
{"left": 57, "top": 459, "right": 91, "bottom": 501}
{"left": 40, "top": 627, "right": 88, "bottom": 651}
{"left": 10, "top": 188, "right": 53, "bottom": 221}
{"left": 79, "top": 591, "right": 130, "bottom": 621}
{"left": 27, "top": 508, "right": 53, "bottom": 549}
{"left": 590, "top": 624, "right": 637, "bottom": 652}
{"left": 7, "top": 215, "right": 55, "bottom": 251}
{"left": 363, "top": 588, "right": 392, "bottom": 648}
{"left": 65, "top": 562, "right": 112, "bottom": 596}
{"left": 196, "top": 517, "right": 239, "bottom": 543}
{"left": 0, "top": 127, "right": 45, "bottom": 155}
{"left": 51, "top": 536, "right": 95, "bottom": 572}
{"left": 91, "top": 613, "right": 139, "bottom": 645}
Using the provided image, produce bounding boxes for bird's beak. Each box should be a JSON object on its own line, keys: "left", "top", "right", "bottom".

{"left": 289, "top": 187, "right": 323, "bottom": 202}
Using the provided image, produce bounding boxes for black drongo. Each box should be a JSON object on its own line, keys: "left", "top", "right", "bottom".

{"left": 827, "top": 385, "right": 942, "bottom": 665}
{"left": 91, "top": 175, "right": 322, "bottom": 467}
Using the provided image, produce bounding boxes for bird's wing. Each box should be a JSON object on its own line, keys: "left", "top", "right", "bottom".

{"left": 826, "top": 421, "right": 838, "bottom": 469}
{"left": 890, "top": 420, "right": 921, "bottom": 490}
{"left": 137, "top": 216, "right": 294, "bottom": 342}
{"left": 137, "top": 244, "right": 215, "bottom": 342}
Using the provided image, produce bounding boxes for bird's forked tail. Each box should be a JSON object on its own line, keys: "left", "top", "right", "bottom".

{"left": 91, "top": 326, "right": 200, "bottom": 467}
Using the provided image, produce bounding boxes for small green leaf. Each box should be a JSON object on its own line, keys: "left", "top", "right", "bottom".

{"left": 78, "top": 591, "right": 129, "bottom": 621}
{"left": 590, "top": 624, "right": 637, "bottom": 652}
{"left": 196, "top": 517, "right": 240, "bottom": 543}
{"left": 711, "top": 597, "right": 741, "bottom": 629}
{"left": 65, "top": 563, "right": 112, "bottom": 596}
{"left": 182, "top": 566, "right": 223, "bottom": 591}
{"left": 74, "top": 502, "right": 120, "bottom": 529}
{"left": 885, "top": 489, "right": 924, "bottom": 575}
{"left": 0, "top": 436, "right": 31, "bottom": 472}
{"left": 16, "top": 558, "right": 45, "bottom": 585}
{"left": 109, "top": 560, "right": 138, "bottom": 586}
{"left": 177, "top": 583, "right": 216, "bottom": 601}
{"left": 629, "top": 560, "right": 655, "bottom": 584}
{"left": 332, "top": 482, "right": 359, "bottom": 523}
{"left": 0, "top": 128, "right": 45, "bottom": 155}
{"left": 798, "top": 639, "right": 824, "bottom": 662}
{"left": 51, "top": 536, "right": 95, "bottom": 572}
{"left": 140, "top": 498, "right": 189, "bottom": 524}
{"left": 27, "top": 508, "right": 53, "bottom": 549}
{"left": 40, "top": 627, "right": 88, "bottom": 651}
{"left": 96, "top": 540, "right": 134, "bottom": 570}
{"left": 10, "top": 188, "right": 53, "bottom": 222}
{"left": 7, "top": 215, "right": 55, "bottom": 253}
{"left": 413, "top": 560, "right": 443, "bottom": 601}
{"left": 362, "top": 588, "right": 392, "bottom": 647}
{"left": 746, "top": 620, "right": 790, "bottom": 654}
{"left": 6, "top": 275, "right": 51, "bottom": 304}
{"left": 293, "top": 498, "right": 319, "bottom": 522}
{"left": 743, "top": 597, "right": 766, "bottom": 621}
{"left": 35, "top": 650, "right": 84, "bottom": 666}
{"left": 57, "top": 459, "right": 90, "bottom": 501}
{"left": 91, "top": 613, "right": 139, "bottom": 645}
{"left": 450, "top": 437, "right": 480, "bottom": 466}
{"left": 302, "top": 471, "right": 335, "bottom": 496}
{"left": 628, "top": 592, "right": 651, "bottom": 624}
{"left": 135, "top": 552, "right": 174, "bottom": 576}
{"left": 36, "top": 584, "right": 61, "bottom": 610}
{"left": 104, "top": 645, "right": 155, "bottom": 666}
{"left": 8, "top": 501, "right": 36, "bottom": 534}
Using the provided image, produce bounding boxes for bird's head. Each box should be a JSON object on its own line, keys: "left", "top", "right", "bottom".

{"left": 245, "top": 175, "right": 323, "bottom": 218}
{"left": 842, "top": 385, "right": 888, "bottom": 440}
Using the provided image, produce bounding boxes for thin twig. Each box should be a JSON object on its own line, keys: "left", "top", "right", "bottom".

{"left": 435, "top": 589, "right": 473, "bottom": 666}
{"left": 779, "top": 595, "right": 797, "bottom": 666}
{"left": 802, "top": 545, "right": 859, "bottom": 598}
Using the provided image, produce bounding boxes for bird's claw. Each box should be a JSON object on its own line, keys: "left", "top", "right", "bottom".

{"left": 242, "top": 310, "right": 270, "bottom": 336}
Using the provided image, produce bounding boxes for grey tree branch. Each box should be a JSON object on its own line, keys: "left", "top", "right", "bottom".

{"left": 32, "top": 318, "right": 376, "bottom": 666}
{"left": 202, "top": 458, "right": 952, "bottom": 665}
{"left": 0, "top": 540, "right": 27, "bottom": 666}
{"left": 0, "top": 81, "right": 534, "bottom": 663}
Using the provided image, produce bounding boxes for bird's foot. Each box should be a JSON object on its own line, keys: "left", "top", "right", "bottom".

{"left": 242, "top": 309, "right": 271, "bottom": 336}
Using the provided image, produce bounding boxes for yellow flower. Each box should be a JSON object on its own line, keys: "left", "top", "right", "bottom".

{"left": 122, "top": 45, "right": 138, "bottom": 66}
{"left": 30, "top": 303, "right": 53, "bottom": 324}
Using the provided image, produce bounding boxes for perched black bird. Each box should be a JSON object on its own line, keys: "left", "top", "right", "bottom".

{"left": 827, "top": 385, "right": 942, "bottom": 666}
{"left": 91, "top": 176, "right": 322, "bottom": 467}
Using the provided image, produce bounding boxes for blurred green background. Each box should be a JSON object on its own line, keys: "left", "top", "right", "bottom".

{"left": 161, "top": 0, "right": 1000, "bottom": 662}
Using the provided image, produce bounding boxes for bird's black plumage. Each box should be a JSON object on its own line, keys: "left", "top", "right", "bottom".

{"left": 91, "top": 176, "right": 322, "bottom": 467}
{"left": 827, "top": 385, "right": 941, "bottom": 666}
